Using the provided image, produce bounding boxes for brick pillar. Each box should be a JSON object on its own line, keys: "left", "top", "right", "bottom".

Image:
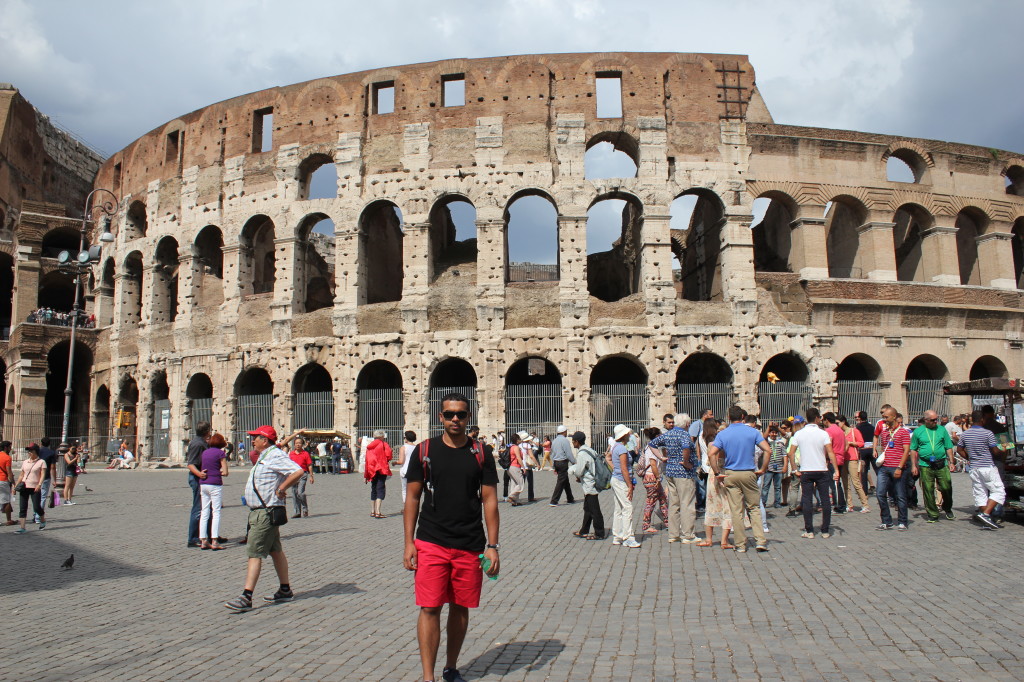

{"left": 177, "top": 251, "right": 195, "bottom": 324}
{"left": 788, "top": 205, "right": 828, "bottom": 279}
{"left": 977, "top": 228, "right": 1017, "bottom": 289}
{"left": 557, "top": 214, "right": 588, "bottom": 328}
{"left": 332, "top": 211, "right": 359, "bottom": 336}
{"left": 856, "top": 222, "right": 898, "bottom": 280}
{"left": 401, "top": 221, "right": 430, "bottom": 334}
{"left": 475, "top": 218, "right": 505, "bottom": 331}
{"left": 271, "top": 237, "right": 297, "bottom": 341}
{"left": 719, "top": 211, "right": 757, "bottom": 302}
{"left": 640, "top": 212, "right": 675, "bottom": 329}
{"left": 918, "top": 223, "right": 960, "bottom": 285}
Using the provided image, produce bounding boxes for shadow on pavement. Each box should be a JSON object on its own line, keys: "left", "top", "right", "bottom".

{"left": 300, "top": 582, "right": 364, "bottom": 599}
{"left": 0, "top": 531, "right": 154, "bottom": 593}
{"left": 462, "top": 639, "right": 565, "bottom": 676}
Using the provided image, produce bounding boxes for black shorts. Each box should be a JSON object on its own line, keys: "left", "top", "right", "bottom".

{"left": 370, "top": 474, "right": 387, "bottom": 500}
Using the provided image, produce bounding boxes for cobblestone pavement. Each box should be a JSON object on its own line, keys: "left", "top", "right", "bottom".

{"left": 2, "top": 467, "right": 1023, "bottom": 681}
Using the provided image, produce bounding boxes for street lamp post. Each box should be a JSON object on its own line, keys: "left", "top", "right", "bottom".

{"left": 57, "top": 188, "right": 117, "bottom": 454}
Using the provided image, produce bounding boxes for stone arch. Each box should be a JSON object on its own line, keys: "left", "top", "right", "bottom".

{"left": 235, "top": 366, "right": 274, "bottom": 395}
{"left": 298, "top": 152, "right": 337, "bottom": 200}
{"left": 751, "top": 190, "right": 798, "bottom": 273}
{"left": 676, "top": 352, "right": 734, "bottom": 419}
{"left": 296, "top": 212, "right": 336, "bottom": 312}
{"left": 836, "top": 353, "right": 882, "bottom": 381}
{"left": 240, "top": 214, "right": 276, "bottom": 295}
{"left": 355, "top": 360, "right": 404, "bottom": 442}
{"left": 673, "top": 188, "right": 725, "bottom": 301}
{"left": 293, "top": 362, "right": 334, "bottom": 430}
{"left": 836, "top": 353, "right": 884, "bottom": 418}
{"left": 906, "top": 354, "right": 948, "bottom": 381}
{"left": 893, "top": 203, "right": 933, "bottom": 282}
{"left": 93, "top": 383, "right": 111, "bottom": 439}
{"left": 1003, "top": 162, "right": 1024, "bottom": 196}
{"left": 758, "top": 352, "right": 811, "bottom": 422}
{"left": 429, "top": 194, "right": 477, "bottom": 283}
{"left": 41, "top": 225, "right": 82, "bottom": 259}
{"left": 428, "top": 358, "right": 478, "bottom": 434}
{"left": 153, "top": 236, "right": 180, "bottom": 324}
{"left": 358, "top": 200, "right": 404, "bottom": 305}
{"left": 505, "top": 356, "right": 563, "bottom": 439}
{"left": 882, "top": 143, "right": 932, "bottom": 183}
{"left": 970, "top": 355, "right": 1008, "bottom": 380}
{"left": 584, "top": 131, "right": 639, "bottom": 180}
{"left": 125, "top": 200, "right": 147, "bottom": 240}
{"left": 504, "top": 189, "right": 559, "bottom": 284}
{"left": 905, "top": 354, "right": 949, "bottom": 421}
{"left": 186, "top": 373, "right": 214, "bottom": 399}
{"left": 586, "top": 190, "right": 643, "bottom": 302}
{"left": 955, "top": 206, "right": 990, "bottom": 285}
{"left": 45, "top": 340, "right": 93, "bottom": 439}
{"left": 235, "top": 367, "right": 274, "bottom": 439}
{"left": 825, "top": 195, "right": 869, "bottom": 279}
{"left": 194, "top": 225, "right": 224, "bottom": 279}
{"left": 590, "top": 355, "right": 649, "bottom": 444}
{"left": 36, "top": 269, "right": 76, "bottom": 311}
{"left": 121, "top": 250, "right": 144, "bottom": 326}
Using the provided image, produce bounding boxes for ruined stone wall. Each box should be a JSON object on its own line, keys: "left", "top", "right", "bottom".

{"left": 67, "top": 53, "right": 1024, "bottom": 460}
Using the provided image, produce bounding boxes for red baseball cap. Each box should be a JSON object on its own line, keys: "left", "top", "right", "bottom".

{"left": 247, "top": 425, "right": 277, "bottom": 441}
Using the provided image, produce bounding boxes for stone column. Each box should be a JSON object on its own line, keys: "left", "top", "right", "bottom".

{"left": 140, "top": 264, "right": 156, "bottom": 329}
{"left": 401, "top": 221, "right": 430, "bottom": 334}
{"left": 475, "top": 218, "right": 505, "bottom": 331}
{"left": 719, "top": 211, "right": 757, "bottom": 303}
{"left": 856, "top": 221, "right": 898, "bottom": 280}
{"left": 271, "top": 236, "right": 297, "bottom": 341}
{"left": 789, "top": 205, "right": 828, "bottom": 279}
{"left": 640, "top": 212, "right": 675, "bottom": 329}
{"left": 332, "top": 211, "right": 359, "bottom": 336}
{"left": 220, "top": 243, "right": 244, "bottom": 326}
{"left": 976, "top": 229, "right": 1017, "bottom": 289}
{"left": 176, "top": 250, "right": 196, "bottom": 324}
{"left": 557, "top": 214, "right": 588, "bottom": 328}
{"left": 918, "top": 223, "right": 960, "bottom": 285}
{"left": 167, "top": 358, "right": 186, "bottom": 462}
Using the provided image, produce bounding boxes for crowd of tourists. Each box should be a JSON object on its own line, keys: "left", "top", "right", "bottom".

{"left": 27, "top": 307, "right": 95, "bottom": 328}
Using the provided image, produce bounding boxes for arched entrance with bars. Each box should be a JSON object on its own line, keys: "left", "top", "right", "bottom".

{"left": 429, "top": 359, "right": 478, "bottom": 437}
{"left": 905, "top": 355, "right": 949, "bottom": 422}
{"left": 589, "top": 356, "right": 649, "bottom": 446}
{"left": 293, "top": 364, "right": 334, "bottom": 430}
{"left": 355, "top": 361, "right": 404, "bottom": 443}
{"left": 836, "top": 354, "right": 883, "bottom": 418}
{"left": 234, "top": 368, "right": 274, "bottom": 445}
{"left": 505, "top": 357, "right": 563, "bottom": 440}
{"left": 675, "top": 353, "right": 733, "bottom": 420}
{"left": 757, "top": 354, "right": 811, "bottom": 424}
{"left": 186, "top": 373, "right": 214, "bottom": 432}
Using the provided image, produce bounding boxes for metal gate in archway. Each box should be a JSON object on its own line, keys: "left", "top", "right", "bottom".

{"left": 676, "top": 383, "right": 733, "bottom": 421}
{"left": 236, "top": 394, "right": 273, "bottom": 444}
{"left": 837, "top": 380, "right": 882, "bottom": 420}
{"left": 758, "top": 381, "right": 812, "bottom": 424}
{"left": 153, "top": 399, "right": 171, "bottom": 459}
{"left": 356, "top": 388, "right": 404, "bottom": 444}
{"left": 294, "top": 391, "right": 334, "bottom": 431}
{"left": 590, "top": 383, "right": 649, "bottom": 447}
{"left": 905, "top": 380, "right": 948, "bottom": 423}
{"left": 191, "top": 398, "right": 213, "bottom": 431}
{"left": 504, "top": 384, "right": 563, "bottom": 440}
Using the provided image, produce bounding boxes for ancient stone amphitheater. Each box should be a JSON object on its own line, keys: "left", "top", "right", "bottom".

{"left": 11, "top": 52, "right": 1024, "bottom": 461}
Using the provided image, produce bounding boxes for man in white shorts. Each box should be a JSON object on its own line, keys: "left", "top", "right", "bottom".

{"left": 957, "top": 410, "right": 1005, "bottom": 530}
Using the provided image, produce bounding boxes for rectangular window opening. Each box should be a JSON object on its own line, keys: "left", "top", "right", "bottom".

{"left": 165, "top": 131, "right": 180, "bottom": 163}
{"left": 373, "top": 82, "right": 395, "bottom": 115}
{"left": 442, "top": 74, "right": 465, "bottom": 107}
{"left": 253, "top": 107, "right": 273, "bottom": 153}
{"left": 113, "top": 162, "right": 122, "bottom": 194}
{"left": 595, "top": 72, "right": 622, "bottom": 118}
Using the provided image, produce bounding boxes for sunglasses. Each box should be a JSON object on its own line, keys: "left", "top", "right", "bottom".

{"left": 441, "top": 410, "right": 469, "bottom": 420}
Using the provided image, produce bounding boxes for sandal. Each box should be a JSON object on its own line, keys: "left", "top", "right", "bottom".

{"left": 720, "top": 542, "right": 736, "bottom": 549}
{"left": 643, "top": 528, "right": 659, "bottom": 534}
{"left": 696, "top": 540, "right": 713, "bottom": 547}
{"left": 572, "top": 531, "right": 586, "bottom": 538}
{"left": 210, "top": 542, "right": 224, "bottom": 550}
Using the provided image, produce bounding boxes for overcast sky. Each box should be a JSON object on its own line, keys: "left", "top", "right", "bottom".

{"left": 2, "top": 0, "right": 1021, "bottom": 260}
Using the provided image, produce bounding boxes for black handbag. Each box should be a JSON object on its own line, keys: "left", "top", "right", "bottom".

{"left": 14, "top": 481, "right": 25, "bottom": 493}
{"left": 251, "top": 469, "right": 288, "bottom": 526}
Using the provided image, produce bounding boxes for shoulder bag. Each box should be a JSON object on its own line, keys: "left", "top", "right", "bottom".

{"left": 250, "top": 460, "right": 288, "bottom": 526}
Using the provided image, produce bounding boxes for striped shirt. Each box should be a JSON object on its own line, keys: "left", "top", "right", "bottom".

{"left": 245, "top": 445, "right": 302, "bottom": 508}
{"left": 767, "top": 437, "right": 787, "bottom": 472}
{"left": 958, "top": 426, "right": 998, "bottom": 468}
{"left": 877, "top": 424, "right": 911, "bottom": 468}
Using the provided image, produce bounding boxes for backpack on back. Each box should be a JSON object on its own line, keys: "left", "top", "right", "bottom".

{"left": 583, "top": 446, "right": 612, "bottom": 491}
{"left": 497, "top": 445, "right": 512, "bottom": 470}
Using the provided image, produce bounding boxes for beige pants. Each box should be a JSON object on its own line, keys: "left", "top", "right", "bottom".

{"left": 664, "top": 476, "right": 697, "bottom": 540}
{"left": 723, "top": 470, "right": 766, "bottom": 547}
{"left": 840, "top": 460, "right": 869, "bottom": 507}
{"left": 507, "top": 466, "right": 523, "bottom": 502}
{"left": 610, "top": 478, "right": 636, "bottom": 541}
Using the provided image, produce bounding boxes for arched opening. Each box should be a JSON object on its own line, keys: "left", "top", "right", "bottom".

{"left": 956, "top": 207, "right": 989, "bottom": 286}
{"left": 93, "top": 384, "right": 111, "bottom": 449}
{"left": 36, "top": 270, "right": 76, "bottom": 313}
{"left": 151, "top": 370, "right": 171, "bottom": 458}
{"left": 505, "top": 191, "right": 558, "bottom": 283}
{"left": 751, "top": 192, "right": 795, "bottom": 273}
{"left": 45, "top": 340, "right": 93, "bottom": 442}
{"left": 1004, "top": 165, "right": 1024, "bottom": 196}
{"left": 357, "top": 201, "right": 404, "bottom": 304}
{"left": 584, "top": 133, "right": 639, "bottom": 180}
{"left": 125, "top": 200, "right": 147, "bottom": 239}
{"left": 893, "top": 203, "right": 932, "bottom": 282}
{"left": 905, "top": 354, "right": 949, "bottom": 421}
{"left": 505, "top": 357, "right": 563, "bottom": 439}
{"left": 586, "top": 193, "right": 643, "bottom": 302}
{"left": 186, "top": 373, "right": 214, "bottom": 431}
{"left": 428, "top": 358, "right": 478, "bottom": 437}
{"left": 0, "top": 252, "right": 12, "bottom": 337}
{"left": 672, "top": 189, "right": 725, "bottom": 301}
{"left": 970, "top": 355, "right": 1008, "bottom": 380}
{"left": 836, "top": 353, "right": 883, "bottom": 418}
{"left": 153, "top": 237, "right": 179, "bottom": 324}
{"left": 297, "top": 213, "right": 336, "bottom": 313}
{"left": 825, "top": 196, "right": 868, "bottom": 279}
{"left": 121, "top": 251, "right": 144, "bottom": 326}
{"left": 194, "top": 225, "right": 224, "bottom": 279}
{"left": 116, "top": 375, "right": 139, "bottom": 450}
{"left": 235, "top": 367, "right": 274, "bottom": 444}
{"left": 675, "top": 353, "right": 733, "bottom": 419}
{"left": 101, "top": 258, "right": 115, "bottom": 288}
{"left": 429, "top": 196, "right": 477, "bottom": 283}
{"left": 885, "top": 150, "right": 926, "bottom": 183}
{"left": 355, "top": 360, "right": 403, "bottom": 443}
{"left": 298, "top": 154, "right": 337, "bottom": 200}
{"left": 757, "top": 353, "right": 811, "bottom": 423}
{"left": 293, "top": 363, "right": 334, "bottom": 430}
{"left": 241, "top": 215, "right": 276, "bottom": 295}
{"left": 1013, "top": 217, "right": 1024, "bottom": 289}
{"left": 590, "top": 356, "right": 649, "bottom": 445}
{"left": 41, "top": 227, "right": 83, "bottom": 259}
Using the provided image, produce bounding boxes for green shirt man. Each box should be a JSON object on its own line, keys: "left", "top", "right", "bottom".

{"left": 909, "top": 410, "right": 955, "bottom": 522}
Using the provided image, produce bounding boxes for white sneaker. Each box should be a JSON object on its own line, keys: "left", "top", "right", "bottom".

{"left": 611, "top": 538, "right": 622, "bottom": 545}
{"left": 623, "top": 538, "right": 641, "bottom": 549}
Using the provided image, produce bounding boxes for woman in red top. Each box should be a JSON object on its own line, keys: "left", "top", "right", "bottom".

{"left": 281, "top": 433, "right": 314, "bottom": 519}
{"left": 364, "top": 430, "right": 393, "bottom": 518}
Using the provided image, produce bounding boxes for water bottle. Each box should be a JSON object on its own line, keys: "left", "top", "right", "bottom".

{"left": 478, "top": 554, "right": 498, "bottom": 581}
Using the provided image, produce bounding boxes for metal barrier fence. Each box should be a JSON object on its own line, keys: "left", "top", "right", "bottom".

{"left": 504, "top": 384, "right": 563, "bottom": 440}
{"left": 152, "top": 399, "right": 171, "bottom": 459}
{"left": 507, "top": 263, "right": 558, "bottom": 283}
{"left": 356, "top": 388, "right": 404, "bottom": 444}
{"left": 905, "top": 380, "right": 949, "bottom": 423}
{"left": 235, "top": 394, "right": 273, "bottom": 445}
{"left": 428, "top": 386, "right": 477, "bottom": 438}
{"left": 758, "top": 381, "right": 811, "bottom": 424}
{"left": 191, "top": 398, "right": 213, "bottom": 431}
{"left": 590, "top": 383, "right": 650, "bottom": 447}
{"left": 294, "top": 391, "right": 334, "bottom": 431}
{"left": 675, "top": 383, "right": 733, "bottom": 421}
{"left": 837, "top": 380, "right": 882, "bottom": 420}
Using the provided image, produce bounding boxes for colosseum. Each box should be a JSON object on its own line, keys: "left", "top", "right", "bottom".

{"left": 3, "top": 52, "right": 1024, "bottom": 462}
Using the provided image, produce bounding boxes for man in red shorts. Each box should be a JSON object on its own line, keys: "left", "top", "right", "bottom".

{"left": 404, "top": 392, "right": 500, "bottom": 682}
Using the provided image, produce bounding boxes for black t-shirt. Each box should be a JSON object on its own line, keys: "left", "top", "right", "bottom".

{"left": 406, "top": 436, "right": 498, "bottom": 553}
{"left": 855, "top": 422, "right": 874, "bottom": 448}
{"left": 38, "top": 447, "right": 56, "bottom": 472}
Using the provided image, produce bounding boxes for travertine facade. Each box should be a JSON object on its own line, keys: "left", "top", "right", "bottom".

{"left": 8, "top": 54, "right": 1024, "bottom": 461}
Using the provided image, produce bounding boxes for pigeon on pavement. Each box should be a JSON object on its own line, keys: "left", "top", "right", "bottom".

{"left": 84, "top": 486, "right": 93, "bottom": 492}
{"left": 61, "top": 554, "right": 75, "bottom": 570}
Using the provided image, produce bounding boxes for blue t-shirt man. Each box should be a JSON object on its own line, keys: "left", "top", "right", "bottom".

{"left": 712, "top": 423, "right": 766, "bottom": 471}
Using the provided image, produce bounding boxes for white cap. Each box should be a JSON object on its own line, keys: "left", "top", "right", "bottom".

{"left": 613, "top": 424, "right": 632, "bottom": 441}
{"left": 516, "top": 430, "right": 531, "bottom": 442}
{"left": 556, "top": 425, "right": 568, "bottom": 433}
